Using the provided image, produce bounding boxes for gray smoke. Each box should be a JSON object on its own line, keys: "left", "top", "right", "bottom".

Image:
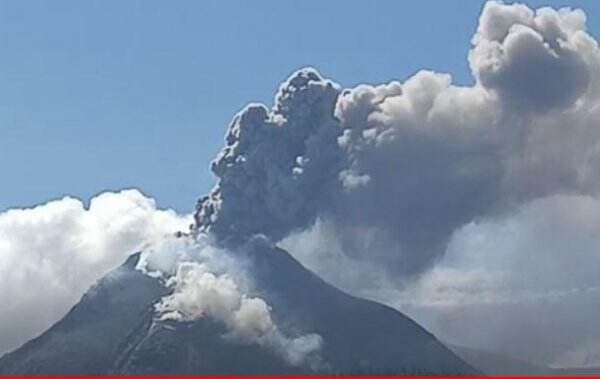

{"left": 195, "top": 69, "right": 343, "bottom": 242}
{"left": 195, "top": 0, "right": 600, "bottom": 367}
{"left": 197, "top": 1, "right": 600, "bottom": 276}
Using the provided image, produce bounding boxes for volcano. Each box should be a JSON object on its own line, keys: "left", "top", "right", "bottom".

{"left": 0, "top": 239, "right": 477, "bottom": 375}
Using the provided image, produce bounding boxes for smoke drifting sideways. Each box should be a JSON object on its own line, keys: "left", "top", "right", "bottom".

{"left": 4, "top": 0, "right": 600, "bottom": 369}
{"left": 196, "top": 1, "right": 600, "bottom": 276}
{"left": 197, "top": 0, "right": 600, "bottom": 368}
{"left": 137, "top": 236, "right": 322, "bottom": 367}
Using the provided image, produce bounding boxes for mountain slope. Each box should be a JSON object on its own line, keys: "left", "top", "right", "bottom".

{"left": 0, "top": 242, "right": 477, "bottom": 375}
{"left": 448, "top": 343, "right": 600, "bottom": 376}
{"left": 553, "top": 367, "right": 600, "bottom": 376}
{"left": 0, "top": 253, "right": 165, "bottom": 375}
{"left": 244, "top": 240, "right": 477, "bottom": 375}
{"left": 447, "top": 343, "right": 552, "bottom": 375}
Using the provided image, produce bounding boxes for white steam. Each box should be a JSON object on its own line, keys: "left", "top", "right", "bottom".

{"left": 0, "top": 189, "right": 321, "bottom": 366}
{"left": 137, "top": 235, "right": 322, "bottom": 367}
{"left": 0, "top": 189, "right": 190, "bottom": 355}
{"left": 5, "top": 0, "right": 600, "bottom": 370}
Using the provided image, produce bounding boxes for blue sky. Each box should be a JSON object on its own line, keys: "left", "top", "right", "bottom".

{"left": 2, "top": 0, "right": 600, "bottom": 213}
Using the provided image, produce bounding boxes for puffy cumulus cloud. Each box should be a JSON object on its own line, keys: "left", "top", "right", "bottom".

{"left": 138, "top": 236, "right": 322, "bottom": 367}
{"left": 0, "top": 190, "right": 190, "bottom": 355}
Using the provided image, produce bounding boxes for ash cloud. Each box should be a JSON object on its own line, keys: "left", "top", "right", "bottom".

{"left": 4, "top": 0, "right": 600, "bottom": 369}
{"left": 329, "top": 1, "right": 600, "bottom": 275}
{"left": 195, "top": 69, "right": 343, "bottom": 242}
{"left": 194, "top": 0, "right": 600, "bottom": 368}
{"left": 197, "top": 1, "right": 600, "bottom": 278}
{"left": 471, "top": 1, "right": 592, "bottom": 111}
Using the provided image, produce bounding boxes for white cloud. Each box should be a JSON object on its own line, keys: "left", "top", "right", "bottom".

{"left": 5, "top": 0, "right": 600, "bottom": 371}
{"left": 0, "top": 189, "right": 190, "bottom": 355}
{"left": 138, "top": 235, "right": 322, "bottom": 367}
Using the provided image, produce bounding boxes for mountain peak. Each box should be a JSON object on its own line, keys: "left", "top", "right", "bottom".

{"left": 0, "top": 246, "right": 477, "bottom": 375}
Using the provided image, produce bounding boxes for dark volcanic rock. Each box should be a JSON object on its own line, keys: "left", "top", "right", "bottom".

{"left": 0, "top": 253, "right": 165, "bottom": 375}
{"left": 0, "top": 244, "right": 477, "bottom": 375}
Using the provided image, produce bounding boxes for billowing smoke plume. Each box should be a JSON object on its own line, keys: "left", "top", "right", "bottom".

{"left": 137, "top": 235, "right": 322, "bottom": 366}
{"left": 0, "top": 190, "right": 190, "bottom": 355}
{"left": 195, "top": 0, "right": 600, "bottom": 367}
{"left": 195, "top": 70, "right": 343, "bottom": 242}
{"left": 196, "top": 1, "right": 600, "bottom": 276}
{"left": 327, "top": 0, "right": 600, "bottom": 273}
{"left": 4, "top": 0, "right": 600, "bottom": 369}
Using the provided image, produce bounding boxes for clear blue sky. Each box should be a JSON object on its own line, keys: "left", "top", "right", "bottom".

{"left": 2, "top": 0, "right": 599, "bottom": 213}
